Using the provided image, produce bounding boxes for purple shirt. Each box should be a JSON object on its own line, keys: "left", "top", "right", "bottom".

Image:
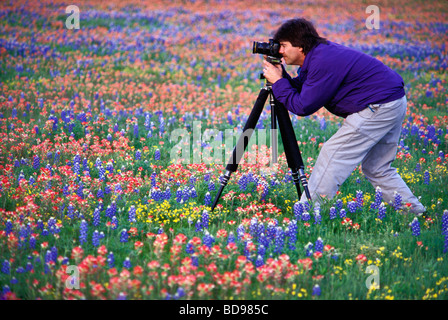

{"left": 272, "top": 41, "right": 405, "bottom": 118}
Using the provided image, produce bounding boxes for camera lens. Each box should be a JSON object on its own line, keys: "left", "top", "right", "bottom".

{"left": 252, "top": 39, "right": 281, "bottom": 58}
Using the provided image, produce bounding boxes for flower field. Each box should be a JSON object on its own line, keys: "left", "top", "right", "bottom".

{"left": 0, "top": 0, "right": 447, "bottom": 301}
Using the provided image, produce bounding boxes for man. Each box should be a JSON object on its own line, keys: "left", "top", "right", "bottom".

{"left": 262, "top": 18, "right": 425, "bottom": 215}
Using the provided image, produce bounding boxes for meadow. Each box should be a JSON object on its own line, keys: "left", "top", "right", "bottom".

{"left": 0, "top": 0, "right": 447, "bottom": 301}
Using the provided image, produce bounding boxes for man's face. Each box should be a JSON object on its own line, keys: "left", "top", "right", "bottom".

{"left": 279, "top": 41, "right": 306, "bottom": 66}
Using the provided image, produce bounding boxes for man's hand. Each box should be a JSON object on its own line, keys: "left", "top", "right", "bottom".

{"left": 263, "top": 59, "right": 283, "bottom": 84}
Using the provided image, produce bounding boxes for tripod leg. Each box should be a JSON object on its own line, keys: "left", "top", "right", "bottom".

{"left": 270, "top": 94, "right": 278, "bottom": 164}
{"left": 272, "top": 95, "right": 312, "bottom": 202}
{"left": 210, "top": 88, "right": 270, "bottom": 212}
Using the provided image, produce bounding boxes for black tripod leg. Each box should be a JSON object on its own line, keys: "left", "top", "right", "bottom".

{"left": 210, "top": 88, "right": 270, "bottom": 212}
{"left": 273, "top": 97, "right": 312, "bottom": 202}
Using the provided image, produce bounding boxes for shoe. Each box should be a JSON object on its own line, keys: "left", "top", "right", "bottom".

{"left": 408, "top": 204, "right": 426, "bottom": 216}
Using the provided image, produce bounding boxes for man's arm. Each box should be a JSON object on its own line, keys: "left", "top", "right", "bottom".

{"left": 272, "top": 66, "right": 341, "bottom": 116}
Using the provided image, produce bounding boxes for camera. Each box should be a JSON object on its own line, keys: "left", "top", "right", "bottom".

{"left": 252, "top": 39, "right": 282, "bottom": 64}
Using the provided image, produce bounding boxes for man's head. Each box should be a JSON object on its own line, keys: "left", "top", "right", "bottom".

{"left": 273, "top": 18, "right": 327, "bottom": 65}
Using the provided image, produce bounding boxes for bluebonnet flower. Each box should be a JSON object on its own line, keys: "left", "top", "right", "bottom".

{"left": 319, "top": 117, "right": 327, "bottom": 130}
{"left": 266, "top": 222, "right": 276, "bottom": 243}
{"left": 120, "top": 229, "right": 129, "bottom": 243}
{"left": 442, "top": 210, "right": 448, "bottom": 253}
{"left": 294, "top": 201, "right": 304, "bottom": 220}
{"left": 378, "top": 203, "right": 387, "bottom": 220}
{"left": 227, "top": 231, "right": 236, "bottom": 244}
{"left": 133, "top": 123, "right": 139, "bottom": 139}
{"left": 348, "top": 201, "right": 357, "bottom": 213}
{"left": 33, "top": 155, "right": 40, "bottom": 170}
{"left": 329, "top": 207, "right": 337, "bottom": 220}
{"left": 274, "top": 227, "right": 285, "bottom": 254}
{"left": 255, "top": 255, "right": 264, "bottom": 268}
{"left": 312, "top": 284, "right": 321, "bottom": 297}
{"left": 41, "top": 228, "right": 49, "bottom": 237}
{"left": 201, "top": 210, "right": 210, "bottom": 229}
{"left": 18, "top": 171, "right": 25, "bottom": 184}
{"left": 5, "top": 220, "right": 13, "bottom": 235}
{"left": 305, "top": 242, "right": 313, "bottom": 257}
{"left": 204, "top": 192, "right": 211, "bottom": 206}
{"left": 257, "top": 223, "right": 265, "bottom": 239}
{"left": 154, "top": 149, "right": 161, "bottom": 161}
{"left": 44, "top": 250, "right": 52, "bottom": 264}
{"left": 249, "top": 217, "right": 258, "bottom": 238}
{"left": 164, "top": 187, "right": 171, "bottom": 201}
{"left": 339, "top": 209, "right": 347, "bottom": 219}
{"left": 93, "top": 208, "right": 100, "bottom": 227}
{"left": 16, "top": 267, "right": 25, "bottom": 274}
{"left": 135, "top": 149, "right": 141, "bottom": 160}
{"left": 107, "top": 252, "right": 115, "bottom": 268}
{"left": 259, "top": 233, "right": 269, "bottom": 249}
{"left": 92, "top": 230, "right": 100, "bottom": 247}
{"left": 29, "top": 236, "right": 36, "bottom": 249}
{"left": 195, "top": 220, "right": 203, "bottom": 232}
{"left": 1, "top": 260, "right": 10, "bottom": 274}
{"left": 203, "top": 231, "right": 215, "bottom": 248}
{"left": 313, "top": 207, "right": 322, "bottom": 225}
{"left": 423, "top": 170, "right": 430, "bottom": 185}
{"left": 208, "top": 181, "right": 215, "bottom": 192}
{"left": 109, "top": 200, "right": 117, "bottom": 215}
{"left": 63, "top": 184, "right": 70, "bottom": 197}
{"left": 442, "top": 210, "right": 448, "bottom": 236}
{"left": 98, "top": 165, "right": 105, "bottom": 181}
{"left": 123, "top": 257, "right": 131, "bottom": 269}
{"left": 315, "top": 237, "right": 324, "bottom": 252}
{"left": 190, "top": 186, "right": 198, "bottom": 198}
{"left": 79, "top": 220, "right": 88, "bottom": 245}
{"left": 182, "top": 187, "right": 190, "bottom": 202}
{"left": 410, "top": 217, "right": 421, "bottom": 237}
{"left": 302, "top": 211, "right": 311, "bottom": 222}
{"left": 185, "top": 243, "right": 195, "bottom": 254}
{"left": 76, "top": 181, "right": 84, "bottom": 199}
{"left": 73, "top": 160, "right": 80, "bottom": 176}
{"left": 356, "top": 190, "right": 364, "bottom": 208}
{"left": 191, "top": 255, "right": 199, "bottom": 267}
{"left": 50, "top": 246, "right": 58, "bottom": 263}
{"left": 26, "top": 262, "right": 33, "bottom": 272}
{"left": 287, "top": 220, "right": 298, "bottom": 250}
{"left": 128, "top": 205, "right": 136, "bottom": 223}
{"left": 106, "top": 161, "right": 114, "bottom": 174}
{"left": 54, "top": 150, "right": 60, "bottom": 164}
{"left": 371, "top": 187, "right": 382, "bottom": 209}
{"left": 336, "top": 199, "right": 343, "bottom": 211}
{"left": 176, "top": 188, "right": 183, "bottom": 203}
{"left": 238, "top": 174, "right": 248, "bottom": 191}
{"left": 393, "top": 192, "right": 402, "bottom": 211}
{"left": 174, "top": 287, "right": 186, "bottom": 300}
{"left": 237, "top": 224, "right": 245, "bottom": 242}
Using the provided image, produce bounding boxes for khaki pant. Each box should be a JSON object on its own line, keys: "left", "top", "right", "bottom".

{"left": 301, "top": 95, "right": 425, "bottom": 213}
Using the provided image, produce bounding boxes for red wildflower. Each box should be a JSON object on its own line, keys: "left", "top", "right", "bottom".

{"left": 356, "top": 254, "right": 367, "bottom": 264}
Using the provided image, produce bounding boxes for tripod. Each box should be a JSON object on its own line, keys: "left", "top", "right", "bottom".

{"left": 210, "top": 76, "right": 311, "bottom": 212}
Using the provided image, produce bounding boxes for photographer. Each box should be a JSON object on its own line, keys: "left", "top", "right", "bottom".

{"left": 262, "top": 18, "right": 425, "bottom": 215}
